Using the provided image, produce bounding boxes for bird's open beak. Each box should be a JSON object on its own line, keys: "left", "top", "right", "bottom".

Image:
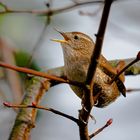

{"left": 51, "top": 29, "right": 69, "bottom": 43}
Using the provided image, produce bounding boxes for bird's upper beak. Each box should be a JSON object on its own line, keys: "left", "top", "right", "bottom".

{"left": 51, "top": 30, "right": 69, "bottom": 43}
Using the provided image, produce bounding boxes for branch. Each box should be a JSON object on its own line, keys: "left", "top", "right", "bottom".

{"left": 126, "top": 88, "right": 140, "bottom": 93}
{"left": 89, "top": 119, "right": 113, "bottom": 139}
{"left": 86, "top": 0, "right": 113, "bottom": 89}
{"left": 7, "top": 76, "right": 51, "bottom": 140}
{"left": 0, "top": 61, "right": 85, "bottom": 87}
{"left": 26, "top": 2, "right": 52, "bottom": 68}
{"left": 0, "top": 1, "right": 104, "bottom": 15}
{"left": 0, "top": 38, "right": 23, "bottom": 104}
{"left": 109, "top": 51, "right": 140, "bottom": 84}
{"left": 110, "top": 58, "right": 140, "bottom": 75}
{"left": 3, "top": 102, "right": 80, "bottom": 125}
{"left": 0, "top": 59, "right": 139, "bottom": 139}
{"left": 45, "top": 58, "right": 140, "bottom": 76}
{"left": 26, "top": 20, "right": 49, "bottom": 68}
{"left": 78, "top": 0, "right": 114, "bottom": 140}
{"left": 0, "top": 57, "right": 140, "bottom": 94}
{"left": 0, "top": 2, "right": 9, "bottom": 11}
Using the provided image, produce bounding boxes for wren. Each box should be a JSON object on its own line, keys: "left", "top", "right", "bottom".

{"left": 52, "top": 31, "right": 126, "bottom": 108}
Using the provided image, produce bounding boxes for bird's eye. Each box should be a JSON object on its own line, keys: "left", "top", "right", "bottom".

{"left": 74, "top": 35, "right": 79, "bottom": 40}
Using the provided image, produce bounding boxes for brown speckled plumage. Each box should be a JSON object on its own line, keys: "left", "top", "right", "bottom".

{"left": 59, "top": 32, "right": 126, "bottom": 108}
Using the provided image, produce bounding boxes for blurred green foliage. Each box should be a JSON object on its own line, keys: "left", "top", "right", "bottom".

{"left": 14, "top": 50, "right": 41, "bottom": 78}
{"left": 15, "top": 50, "right": 40, "bottom": 70}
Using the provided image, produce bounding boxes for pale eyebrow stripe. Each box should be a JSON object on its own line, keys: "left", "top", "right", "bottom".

{"left": 72, "top": 32, "right": 93, "bottom": 42}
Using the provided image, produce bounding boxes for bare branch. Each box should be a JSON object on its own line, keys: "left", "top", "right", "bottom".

{"left": 79, "top": 5, "right": 102, "bottom": 16}
{"left": 3, "top": 102, "right": 80, "bottom": 124}
{"left": 26, "top": 1, "right": 52, "bottom": 68}
{"left": 7, "top": 76, "right": 51, "bottom": 140}
{"left": 110, "top": 58, "right": 140, "bottom": 75}
{"left": 110, "top": 51, "right": 140, "bottom": 84}
{"left": 89, "top": 119, "right": 113, "bottom": 139}
{"left": 0, "top": 61, "right": 66, "bottom": 82}
{"left": 0, "top": 39, "right": 23, "bottom": 104}
{"left": 0, "top": 61, "right": 85, "bottom": 87}
{"left": 126, "top": 88, "right": 140, "bottom": 93}
{"left": 0, "top": 1, "right": 104, "bottom": 15}
{"left": 78, "top": 0, "right": 114, "bottom": 140}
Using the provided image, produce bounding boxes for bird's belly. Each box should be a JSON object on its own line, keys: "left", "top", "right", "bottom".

{"left": 65, "top": 65, "right": 120, "bottom": 107}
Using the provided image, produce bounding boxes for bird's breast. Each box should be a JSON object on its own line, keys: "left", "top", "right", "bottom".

{"left": 64, "top": 58, "right": 89, "bottom": 83}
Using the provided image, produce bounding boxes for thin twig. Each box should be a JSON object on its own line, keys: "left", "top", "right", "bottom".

{"left": 26, "top": 20, "right": 49, "bottom": 68}
{"left": 89, "top": 119, "right": 113, "bottom": 139}
{"left": 109, "top": 58, "right": 140, "bottom": 75}
{"left": 126, "top": 88, "right": 140, "bottom": 93}
{"left": 79, "top": 5, "right": 102, "bottom": 16}
{"left": 3, "top": 102, "right": 80, "bottom": 124}
{"left": 0, "top": 61, "right": 85, "bottom": 87}
{"left": 110, "top": 51, "right": 140, "bottom": 84}
{"left": 26, "top": 2, "right": 52, "bottom": 68}
{"left": 0, "top": 1, "right": 104, "bottom": 15}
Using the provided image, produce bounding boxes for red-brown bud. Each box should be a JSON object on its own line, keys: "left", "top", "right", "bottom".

{"left": 106, "top": 118, "right": 113, "bottom": 126}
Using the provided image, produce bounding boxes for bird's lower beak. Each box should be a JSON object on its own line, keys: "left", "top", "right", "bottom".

{"left": 51, "top": 39, "right": 68, "bottom": 43}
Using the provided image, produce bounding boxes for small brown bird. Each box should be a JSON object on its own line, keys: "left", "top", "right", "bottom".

{"left": 52, "top": 31, "right": 126, "bottom": 108}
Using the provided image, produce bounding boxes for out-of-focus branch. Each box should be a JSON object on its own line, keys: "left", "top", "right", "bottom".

{"left": 0, "top": 2, "right": 9, "bottom": 11}
{"left": 26, "top": 1, "right": 52, "bottom": 68}
{"left": 0, "top": 88, "right": 7, "bottom": 102}
{"left": 26, "top": 19, "right": 49, "bottom": 68}
{"left": 110, "top": 58, "right": 140, "bottom": 75}
{"left": 126, "top": 88, "right": 140, "bottom": 93}
{"left": 8, "top": 76, "right": 51, "bottom": 140}
{"left": 79, "top": 5, "right": 102, "bottom": 16}
{"left": 109, "top": 51, "right": 140, "bottom": 84}
{"left": 0, "top": 1, "right": 104, "bottom": 15}
{"left": 0, "top": 38, "right": 23, "bottom": 104}
{"left": 0, "top": 68, "right": 4, "bottom": 78}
